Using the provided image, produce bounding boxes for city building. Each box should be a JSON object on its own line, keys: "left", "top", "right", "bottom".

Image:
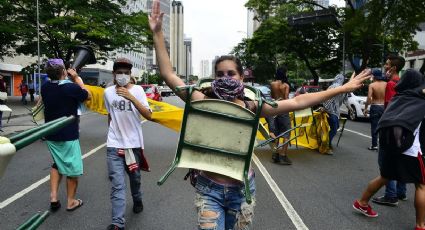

{"left": 170, "top": 0, "right": 185, "bottom": 76}
{"left": 200, "top": 60, "right": 210, "bottom": 79}
{"left": 147, "top": 0, "right": 171, "bottom": 75}
{"left": 183, "top": 37, "right": 192, "bottom": 81}
{"left": 404, "top": 23, "right": 425, "bottom": 72}
{"left": 247, "top": 9, "right": 261, "bottom": 38}
{"left": 114, "top": 0, "right": 150, "bottom": 79}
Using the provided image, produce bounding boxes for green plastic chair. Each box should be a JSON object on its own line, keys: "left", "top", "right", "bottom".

{"left": 157, "top": 79, "right": 275, "bottom": 203}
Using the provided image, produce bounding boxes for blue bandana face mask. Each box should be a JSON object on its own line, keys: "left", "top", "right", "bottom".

{"left": 211, "top": 76, "right": 245, "bottom": 101}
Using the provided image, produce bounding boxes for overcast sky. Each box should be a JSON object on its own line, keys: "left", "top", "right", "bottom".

{"left": 181, "top": 0, "right": 344, "bottom": 76}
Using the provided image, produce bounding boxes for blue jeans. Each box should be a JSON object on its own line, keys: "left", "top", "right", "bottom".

{"left": 377, "top": 146, "right": 407, "bottom": 198}
{"left": 194, "top": 174, "right": 256, "bottom": 230}
{"left": 369, "top": 105, "right": 384, "bottom": 147}
{"left": 21, "top": 93, "right": 27, "bottom": 104}
{"left": 327, "top": 113, "right": 339, "bottom": 148}
{"left": 107, "top": 147, "right": 143, "bottom": 228}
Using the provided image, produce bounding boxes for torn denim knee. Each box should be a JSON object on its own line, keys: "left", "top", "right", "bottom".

{"left": 195, "top": 193, "right": 220, "bottom": 230}
{"left": 235, "top": 198, "right": 256, "bottom": 230}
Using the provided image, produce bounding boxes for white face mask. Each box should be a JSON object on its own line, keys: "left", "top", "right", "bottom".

{"left": 115, "top": 74, "right": 130, "bottom": 86}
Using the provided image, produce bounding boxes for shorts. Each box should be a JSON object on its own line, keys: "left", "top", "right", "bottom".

{"left": 47, "top": 140, "right": 83, "bottom": 177}
{"left": 380, "top": 150, "right": 425, "bottom": 184}
{"left": 266, "top": 113, "right": 291, "bottom": 138}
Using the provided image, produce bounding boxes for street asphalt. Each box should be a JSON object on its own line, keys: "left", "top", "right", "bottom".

{"left": 0, "top": 96, "right": 418, "bottom": 230}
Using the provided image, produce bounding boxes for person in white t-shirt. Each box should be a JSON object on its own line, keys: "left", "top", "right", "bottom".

{"left": 104, "top": 58, "right": 152, "bottom": 230}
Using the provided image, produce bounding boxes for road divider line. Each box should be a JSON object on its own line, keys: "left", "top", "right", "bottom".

{"left": 0, "top": 120, "right": 149, "bottom": 209}
{"left": 253, "top": 154, "right": 309, "bottom": 230}
{"left": 345, "top": 128, "right": 371, "bottom": 139}
{"left": 0, "top": 143, "right": 106, "bottom": 210}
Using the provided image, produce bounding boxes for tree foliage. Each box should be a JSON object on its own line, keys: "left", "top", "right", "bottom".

{"left": 237, "top": 0, "right": 425, "bottom": 84}
{"left": 0, "top": 0, "right": 152, "bottom": 61}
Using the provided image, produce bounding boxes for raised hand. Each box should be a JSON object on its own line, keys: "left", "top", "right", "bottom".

{"left": 342, "top": 69, "right": 372, "bottom": 93}
{"left": 149, "top": 0, "right": 164, "bottom": 33}
{"left": 116, "top": 87, "right": 135, "bottom": 101}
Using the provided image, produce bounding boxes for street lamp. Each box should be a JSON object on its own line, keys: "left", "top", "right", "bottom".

{"left": 36, "top": 0, "right": 41, "bottom": 95}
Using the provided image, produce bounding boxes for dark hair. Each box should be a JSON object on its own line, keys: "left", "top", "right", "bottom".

{"left": 45, "top": 64, "right": 64, "bottom": 80}
{"left": 275, "top": 66, "right": 289, "bottom": 83}
{"left": 387, "top": 54, "right": 405, "bottom": 72}
{"left": 214, "top": 55, "right": 243, "bottom": 77}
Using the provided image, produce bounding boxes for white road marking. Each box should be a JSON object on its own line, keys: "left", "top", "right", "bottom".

{"left": 345, "top": 128, "right": 372, "bottom": 139}
{"left": 0, "top": 121, "right": 150, "bottom": 210}
{"left": 0, "top": 143, "right": 107, "bottom": 209}
{"left": 253, "top": 154, "right": 309, "bottom": 230}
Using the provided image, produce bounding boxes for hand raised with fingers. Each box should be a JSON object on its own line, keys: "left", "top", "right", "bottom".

{"left": 116, "top": 87, "right": 135, "bottom": 102}
{"left": 342, "top": 69, "right": 372, "bottom": 93}
{"left": 149, "top": 0, "right": 164, "bottom": 33}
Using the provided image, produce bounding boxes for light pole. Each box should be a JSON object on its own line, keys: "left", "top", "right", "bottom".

{"left": 36, "top": 0, "right": 41, "bottom": 95}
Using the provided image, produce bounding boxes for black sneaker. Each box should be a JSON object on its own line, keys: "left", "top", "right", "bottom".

{"left": 272, "top": 155, "right": 292, "bottom": 165}
{"left": 271, "top": 153, "right": 279, "bottom": 162}
{"left": 398, "top": 195, "right": 408, "bottom": 201}
{"left": 371, "top": 196, "right": 398, "bottom": 206}
{"left": 368, "top": 146, "right": 378, "bottom": 151}
{"left": 133, "top": 200, "right": 143, "bottom": 213}
{"left": 107, "top": 224, "right": 124, "bottom": 230}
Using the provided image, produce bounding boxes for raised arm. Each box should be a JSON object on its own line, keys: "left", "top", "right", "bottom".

{"left": 261, "top": 69, "right": 372, "bottom": 117}
{"left": 149, "top": 0, "right": 203, "bottom": 101}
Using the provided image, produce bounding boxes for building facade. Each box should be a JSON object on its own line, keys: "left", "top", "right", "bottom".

{"left": 183, "top": 37, "right": 192, "bottom": 80}
{"left": 170, "top": 0, "right": 185, "bottom": 76}
{"left": 200, "top": 60, "right": 210, "bottom": 78}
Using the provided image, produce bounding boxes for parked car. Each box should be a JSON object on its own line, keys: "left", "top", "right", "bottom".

{"left": 141, "top": 84, "right": 162, "bottom": 101}
{"left": 340, "top": 90, "right": 369, "bottom": 120}
{"left": 252, "top": 85, "right": 272, "bottom": 100}
{"left": 158, "top": 86, "right": 174, "bottom": 97}
{"left": 294, "top": 85, "right": 321, "bottom": 96}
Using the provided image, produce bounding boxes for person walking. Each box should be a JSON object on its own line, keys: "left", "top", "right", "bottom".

{"left": 18, "top": 79, "right": 28, "bottom": 105}
{"left": 42, "top": 58, "right": 91, "bottom": 212}
{"left": 363, "top": 69, "right": 387, "bottom": 151}
{"left": 267, "top": 66, "right": 292, "bottom": 165}
{"left": 104, "top": 58, "right": 152, "bottom": 230}
{"left": 372, "top": 55, "right": 408, "bottom": 206}
{"left": 353, "top": 69, "right": 425, "bottom": 230}
{"left": 0, "top": 75, "right": 7, "bottom": 130}
{"left": 149, "top": 0, "right": 371, "bottom": 228}
{"left": 322, "top": 74, "right": 346, "bottom": 155}
{"left": 28, "top": 79, "right": 35, "bottom": 102}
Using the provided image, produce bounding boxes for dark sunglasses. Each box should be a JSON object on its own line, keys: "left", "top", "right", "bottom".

{"left": 216, "top": 70, "right": 238, "bottom": 78}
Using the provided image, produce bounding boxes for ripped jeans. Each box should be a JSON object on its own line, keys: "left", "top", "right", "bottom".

{"left": 194, "top": 173, "right": 256, "bottom": 230}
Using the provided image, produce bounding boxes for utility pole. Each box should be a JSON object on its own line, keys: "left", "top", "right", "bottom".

{"left": 36, "top": 0, "right": 41, "bottom": 95}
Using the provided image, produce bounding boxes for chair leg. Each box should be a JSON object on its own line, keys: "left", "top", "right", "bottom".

{"left": 304, "top": 127, "right": 309, "bottom": 144}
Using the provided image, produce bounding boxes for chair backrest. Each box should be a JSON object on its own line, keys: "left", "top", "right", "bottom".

{"left": 176, "top": 99, "right": 257, "bottom": 181}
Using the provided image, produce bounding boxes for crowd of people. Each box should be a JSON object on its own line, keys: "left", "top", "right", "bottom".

{"left": 9, "top": 0, "right": 424, "bottom": 229}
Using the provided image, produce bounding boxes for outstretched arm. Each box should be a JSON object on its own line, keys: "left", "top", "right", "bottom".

{"left": 149, "top": 0, "right": 203, "bottom": 101}
{"left": 261, "top": 69, "right": 372, "bottom": 117}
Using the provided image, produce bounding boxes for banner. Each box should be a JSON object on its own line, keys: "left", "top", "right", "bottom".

{"left": 83, "top": 85, "right": 329, "bottom": 153}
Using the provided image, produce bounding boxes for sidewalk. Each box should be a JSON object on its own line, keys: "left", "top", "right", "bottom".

{"left": 1, "top": 96, "right": 38, "bottom": 137}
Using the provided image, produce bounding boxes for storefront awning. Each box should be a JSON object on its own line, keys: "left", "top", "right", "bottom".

{"left": 0, "top": 63, "right": 23, "bottom": 72}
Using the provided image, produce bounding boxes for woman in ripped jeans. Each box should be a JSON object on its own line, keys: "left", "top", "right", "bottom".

{"left": 149, "top": 0, "right": 371, "bottom": 229}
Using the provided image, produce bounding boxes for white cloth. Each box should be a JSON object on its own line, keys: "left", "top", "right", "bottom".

{"left": 104, "top": 85, "right": 150, "bottom": 148}
{"left": 402, "top": 122, "right": 422, "bottom": 157}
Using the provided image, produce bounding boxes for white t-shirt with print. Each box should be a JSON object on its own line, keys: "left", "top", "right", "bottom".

{"left": 104, "top": 85, "right": 151, "bottom": 149}
{"left": 402, "top": 122, "right": 422, "bottom": 157}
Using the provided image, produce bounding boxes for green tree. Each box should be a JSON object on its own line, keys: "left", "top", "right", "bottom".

{"left": 241, "top": 0, "right": 342, "bottom": 84}
{"left": 242, "top": 0, "right": 425, "bottom": 83}
{"left": 1, "top": 0, "right": 151, "bottom": 61}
